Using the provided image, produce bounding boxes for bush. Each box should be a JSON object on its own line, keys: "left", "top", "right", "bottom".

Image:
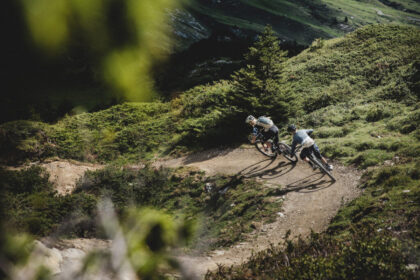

{"left": 206, "top": 229, "right": 414, "bottom": 280}
{"left": 75, "top": 166, "right": 282, "bottom": 248}
{"left": 0, "top": 167, "right": 98, "bottom": 237}
{"left": 351, "top": 150, "right": 393, "bottom": 168}
{"left": 366, "top": 105, "right": 392, "bottom": 122}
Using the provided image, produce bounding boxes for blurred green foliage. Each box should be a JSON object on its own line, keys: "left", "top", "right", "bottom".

{"left": 19, "top": 0, "right": 177, "bottom": 101}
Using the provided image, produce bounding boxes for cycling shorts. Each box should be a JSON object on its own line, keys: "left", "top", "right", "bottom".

{"left": 300, "top": 143, "right": 322, "bottom": 160}
{"left": 262, "top": 125, "right": 279, "bottom": 144}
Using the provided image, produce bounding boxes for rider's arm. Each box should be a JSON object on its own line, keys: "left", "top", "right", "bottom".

{"left": 305, "top": 129, "right": 314, "bottom": 135}
{"left": 250, "top": 127, "right": 258, "bottom": 144}
{"left": 291, "top": 138, "right": 297, "bottom": 154}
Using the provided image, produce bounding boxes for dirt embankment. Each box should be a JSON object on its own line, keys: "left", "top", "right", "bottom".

{"left": 6, "top": 159, "right": 103, "bottom": 195}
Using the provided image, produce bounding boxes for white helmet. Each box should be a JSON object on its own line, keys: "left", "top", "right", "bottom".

{"left": 245, "top": 115, "right": 256, "bottom": 124}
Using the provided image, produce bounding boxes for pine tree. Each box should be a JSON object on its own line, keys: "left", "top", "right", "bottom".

{"left": 230, "top": 25, "right": 292, "bottom": 122}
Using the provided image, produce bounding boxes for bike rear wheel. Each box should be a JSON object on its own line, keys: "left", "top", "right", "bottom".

{"left": 255, "top": 141, "right": 277, "bottom": 158}
{"left": 278, "top": 143, "right": 298, "bottom": 163}
{"left": 309, "top": 155, "right": 336, "bottom": 181}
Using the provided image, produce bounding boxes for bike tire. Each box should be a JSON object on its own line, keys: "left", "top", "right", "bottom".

{"left": 310, "top": 155, "right": 336, "bottom": 181}
{"left": 278, "top": 143, "right": 298, "bottom": 163}
{"left": 255, "top": 141, "right": 277, "bottom": 158}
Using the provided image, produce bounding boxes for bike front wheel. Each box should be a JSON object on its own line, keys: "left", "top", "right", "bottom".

{"left": 255, "top": 141, "right": 277, "bottom": 158}
{"left": 278, "top": 143, "right": 298, "bottom": 163}
{"left": 310, "top": 155, "right": 336, "bottom": 181}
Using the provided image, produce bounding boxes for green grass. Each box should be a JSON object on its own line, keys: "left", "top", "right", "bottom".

{"left": 1, "top": 25, "right": 419, "bottom": 170}
{"left": 0, "top": 165, "right": 282, "bottom": 249}
{"left": 76, "top": 165, "right": 282, "bottom": 248}
{"left": 203, "top": 24, "right": 420, "bottom": 279}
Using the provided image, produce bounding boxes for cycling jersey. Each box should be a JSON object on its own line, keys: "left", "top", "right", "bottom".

{"left": 256, "top": 116, "right": 274, "bottom": 131}
{"left": 291, "top": 129, "right": 314, "bottom": 154}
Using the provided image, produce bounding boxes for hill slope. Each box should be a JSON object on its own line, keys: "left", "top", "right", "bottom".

{"left": 174, "top": 0, "right": 420, "bottom": 47}
{"left": 1, "top": 24, "right": 418, "bottom": 168}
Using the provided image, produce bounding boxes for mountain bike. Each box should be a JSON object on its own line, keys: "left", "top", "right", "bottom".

{"left": 295, "top": 145, "right": 336, "bottom": 181}
{"left": 251, "top": 130, "right": 298, "bottom": 163}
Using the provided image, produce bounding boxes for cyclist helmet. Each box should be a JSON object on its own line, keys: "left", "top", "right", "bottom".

{"left": 287, "top": 124, "right": 296, "bottom": 132}
{"left": 245, "top": 115, "right": 256, "bottom": 124}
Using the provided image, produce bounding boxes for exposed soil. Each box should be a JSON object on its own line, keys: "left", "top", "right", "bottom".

{"left": 7, "top": 159, "right": 103, "bottom": 195}
{"left": 159, "top": 145, "right": 362, "bottom": 278}
{"left": 41, "top": 160, "right": 103, "bottom": 195}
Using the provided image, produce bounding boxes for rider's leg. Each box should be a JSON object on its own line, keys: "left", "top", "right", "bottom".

{"left": 300, "top": 148, "right": 313, "bottom": 165}
{"left": 313, "top": 144, "right": 333, "bottom": 170}
{"left": 263, "top": 127, "right": 277, "bottom": 153}
{"left": 264, "top": 141, "right": 272, "bottom": 152}
{"left": 301, "top": 147, "right": 318, "bottom": 169}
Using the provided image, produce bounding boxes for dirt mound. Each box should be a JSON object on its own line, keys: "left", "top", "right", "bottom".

{"left": 6, "top": 160, "right": 103, "bottom": 195}
{"left": 40, "top": 160, "right": 103, "bottom": 195}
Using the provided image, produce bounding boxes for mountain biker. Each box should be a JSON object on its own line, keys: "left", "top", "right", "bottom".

{"left": 287, "top": 124, "right": 333, "bottom": 171}
{"left": 246, "top": 115, "right": 279, "bottom": 153}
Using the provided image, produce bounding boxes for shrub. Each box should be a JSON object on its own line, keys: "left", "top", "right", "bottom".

{"left": 0, "top": 167, "right": 98, "bottom": 237}
{"left": 366, "top": 105, "right": 392, "bottom": 122}
{"left": 206, "top": 229, "right": 414, "bottom": 280}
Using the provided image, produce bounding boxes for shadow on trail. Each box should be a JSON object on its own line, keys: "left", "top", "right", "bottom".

{"left": 235, "top": 156, "right": 336, "bottom": 195}
{"left": 268, "top": 172, "right": 336, "bottom": 196}
{"left": 238, "top": 158, "right": 296, "bottom": 179}
{"left": 180, "top": 145, "right": 242, "bottom": 165}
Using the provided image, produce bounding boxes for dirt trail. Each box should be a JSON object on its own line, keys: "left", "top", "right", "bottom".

{"left": 10, "top": 148, "right": 361, "bottom": 279}
{"left": 159, "top": 146, "right": 362, "bottom": 278}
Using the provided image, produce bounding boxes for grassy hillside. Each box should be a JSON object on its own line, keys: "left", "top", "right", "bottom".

{"left": 199, "top": 24, "right": 420, "bottom": 280}
{"left": 1, "top": 24, "right": 418, "bottom": 167}
{"left": 185, "top": 0, "right": 420, "bottom": 45}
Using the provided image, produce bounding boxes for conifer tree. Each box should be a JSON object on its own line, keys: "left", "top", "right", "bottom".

{"left": 230, "top": 25, "right": 292, "bottom": 122}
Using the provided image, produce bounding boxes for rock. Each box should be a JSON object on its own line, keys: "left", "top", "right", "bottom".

{"left": 214, "top": 250, "right": 225, "bottom": 256}
{"left": 33, "top": 241, "right": 63, "bottom": 275}
{"left": 406, "top": 264, "right": 419, "bottom": 271}
{"left": 250, "top": 221, "right": 261, "bottom": 229}
{"left": 205, "top": 183, "right": 214, "bottom": 193}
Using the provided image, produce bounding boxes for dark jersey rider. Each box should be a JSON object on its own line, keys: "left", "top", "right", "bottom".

{"left": 246, "top": 115, "right": 279, "bottom": 152}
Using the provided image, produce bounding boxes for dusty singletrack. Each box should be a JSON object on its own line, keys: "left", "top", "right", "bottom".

{"left": 11, "top": 147, "right": 361, "bottom": 279}
{"left": 160, "top": 146, "right": 362, "bottom": 278}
